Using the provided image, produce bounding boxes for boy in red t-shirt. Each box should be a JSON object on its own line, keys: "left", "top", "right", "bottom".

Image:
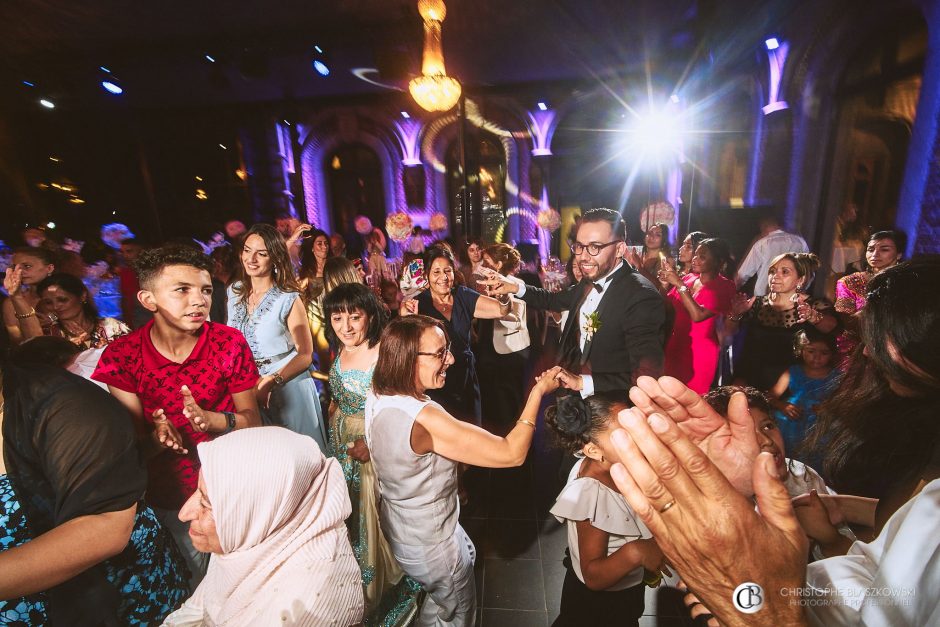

{"left": 93, "top": 245, "right": 260, "bottom": 586}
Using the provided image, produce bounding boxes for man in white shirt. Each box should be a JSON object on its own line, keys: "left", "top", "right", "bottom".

{"left": 735, "top": 215, "right": 809, "bottom": 296}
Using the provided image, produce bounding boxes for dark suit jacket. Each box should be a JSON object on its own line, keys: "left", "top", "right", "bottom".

{"left": 520, "top": 263, "right": 665, "bottom": 391}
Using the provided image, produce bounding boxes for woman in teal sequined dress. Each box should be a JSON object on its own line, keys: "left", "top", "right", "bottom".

{"left": 324, "top": 284, "right": 420, "bottom": 626}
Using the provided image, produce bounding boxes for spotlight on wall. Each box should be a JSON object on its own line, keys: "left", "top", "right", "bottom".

{"left": 99, "top": 65, "right": 112, "bottom": 73}
{"left": 23, "top": 80, "right": 35, "bottom": 87}
{"left": 401, "top": 111, "right": 411, "bottom": 119}
{"left": 765, "top": 37, "right": 779, "bottom": 51}
{"left": 537, "top": 101, "right": 548, "bottom": 111}
{"left": 39, "top": 98, "right": 55, "bottom": 109}
{"left": 101, "top": 80, "right": 123, "bottom": 95}
{"left": 205, "top": 54, "right": 217, "bottom": 63}
{"left": 46, "top": 221, "right": 56, "bottom": 229}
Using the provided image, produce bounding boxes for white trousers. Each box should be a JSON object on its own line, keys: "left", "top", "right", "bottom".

{"left": 390, "top": 524, "right": 477, "bottom": 626}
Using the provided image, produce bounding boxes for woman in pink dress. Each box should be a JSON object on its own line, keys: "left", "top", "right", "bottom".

{"left": 659, "top": 238, "right": 736, "bottom": 393}
{"left": 834, "top": 230, "right": 904, "bottom": 361}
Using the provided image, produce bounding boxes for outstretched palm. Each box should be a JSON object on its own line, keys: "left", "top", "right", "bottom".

{"left": 629, "top": 376, "right": 760, "bottom": 495}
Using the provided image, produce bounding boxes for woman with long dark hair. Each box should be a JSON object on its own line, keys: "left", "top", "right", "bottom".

{"left": 228, "top": 224, "right": 326, "bottom": 450}
{"left": 32, "top": 273, "right": 129, "bottom": 349}
{"left": 808, "top": 256, "right": 940, "bottom": 525}
{"left": 659, "top": 238, "right": 736, "bottom": 393}
{"left": 298, "top": 228, "right": 332, "bottom": 303}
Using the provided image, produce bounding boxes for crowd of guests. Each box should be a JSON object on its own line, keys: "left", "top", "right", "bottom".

{"left": 0, "top": 207, "right": 936, "bottom": 626}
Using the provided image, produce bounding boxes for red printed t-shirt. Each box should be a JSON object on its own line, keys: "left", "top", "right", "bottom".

{"left": 93, "top": 319, "right": 259, "bottom": 509}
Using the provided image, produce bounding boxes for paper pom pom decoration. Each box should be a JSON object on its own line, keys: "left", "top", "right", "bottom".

{"left": 536, "top": 208, "right": 561, "bottom": 232}
{"left": 354, "top": 215, "right": 373, "bottom": 236}
{"left": 429, "top": 212, "right": 448, "bottom": 232}
{"left": 639, "top": 201, "right": 676, "bottom": 232}
{"left": 385, "top": 212, "right": 414, "bottom": 243}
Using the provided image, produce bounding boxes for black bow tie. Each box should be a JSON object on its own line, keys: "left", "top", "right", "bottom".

{"left": 580, "top": 279, "right": 603, "bottom": 293}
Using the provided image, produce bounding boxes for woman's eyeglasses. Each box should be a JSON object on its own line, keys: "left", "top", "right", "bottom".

{"left": 417, "top": 342, "right": 452, "bottom": 362}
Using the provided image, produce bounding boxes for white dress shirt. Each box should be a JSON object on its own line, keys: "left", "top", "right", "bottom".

{"left": 736, "top": 230, "right": 809, "bottom": 296}
{"left": 517, "top": 262, "right": 622, "bottom": 398}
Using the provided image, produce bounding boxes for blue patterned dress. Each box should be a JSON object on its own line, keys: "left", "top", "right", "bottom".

{"left": 0, "top": 475, "right": 188, "bottom": 626}
{"left": 227, "top": 284, "right": 327, "bottom": 452}
{"left": 328, "top": 357, "right": 420, "bottom": 626}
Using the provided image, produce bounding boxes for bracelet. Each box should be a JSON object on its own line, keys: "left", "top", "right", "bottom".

{"left": 728, "top": 313, "right": 744, "bottom": 322}
{"left": 497, "top": 295, "right": 511, "bottom": 307}
{"left": 15, "top": 308, "right": 36, "bottom": 320}
{"left": 517, "top": 418, "right": 536, "bottom": 429}
{"left": 677, "top": 285, "right": 689, "bottom": 294}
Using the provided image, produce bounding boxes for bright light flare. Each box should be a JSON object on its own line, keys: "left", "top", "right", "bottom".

{"left": 40, "top": 99, "right": 55, "bottom": 109}
{"left": 629, "top": 109, "right": 684, "bottom": 160}
{"left": 765, "top": 37, "right": 779, "bottom": 50}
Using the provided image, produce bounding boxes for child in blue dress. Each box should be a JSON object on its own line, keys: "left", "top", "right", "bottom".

{"left": 768, "top": 328, "right": 838, "bottom": 461}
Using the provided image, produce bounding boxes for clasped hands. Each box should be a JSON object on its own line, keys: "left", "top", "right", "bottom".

{"left": 607, "top": 376, "right": 809, "bottom": 625}
{"left": 151, "top": 385, "right": 224, "bottom": 455}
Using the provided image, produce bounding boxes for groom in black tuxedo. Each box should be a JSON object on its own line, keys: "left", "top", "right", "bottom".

{"left": 484, "top": 208, "right": 665, "bottom": 395}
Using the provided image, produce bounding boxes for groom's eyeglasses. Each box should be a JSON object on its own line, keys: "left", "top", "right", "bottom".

{"left": 570, "top": 241, "right": 620, "bottom": 256}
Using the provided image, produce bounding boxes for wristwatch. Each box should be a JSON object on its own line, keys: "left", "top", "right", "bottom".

{"left": 272, "top": 373, "right": 285, "bottom": 387}
{"left": 677, "top": 285, "right": 689, "bottom": 294}
{"left": 221, "top": 411, "right": 237, "bottom": 434}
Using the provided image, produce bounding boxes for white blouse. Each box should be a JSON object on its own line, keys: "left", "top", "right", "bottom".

{"left": 806, "top": 478, "right": 940, "bottom": 626}
{"left": 550, "top": 458, "right": 651, "bottom": 590}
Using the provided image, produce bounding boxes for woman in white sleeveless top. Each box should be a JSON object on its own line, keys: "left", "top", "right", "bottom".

{"left": 365, "top": 315, "right": 560, "bottom": 626}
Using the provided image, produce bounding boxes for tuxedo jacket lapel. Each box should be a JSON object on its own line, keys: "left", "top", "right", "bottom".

{"left": 559, "top": 281, "right": 592, "bottom": 351}
{"left": 580, "top": 264, "right": 630, "bottom": 364}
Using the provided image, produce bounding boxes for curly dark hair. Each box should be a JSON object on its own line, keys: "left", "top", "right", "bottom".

{"left": 545, "top": 391, "right": 631, "bottom": 454}
{"left": 702, "top": 385, "right": 771, "bottom": 417}
{"left": 322, "top": 283, "right": 388, "bottom": 350}
{"left": 134, "top": 245, "right": 213, "bottom": 289}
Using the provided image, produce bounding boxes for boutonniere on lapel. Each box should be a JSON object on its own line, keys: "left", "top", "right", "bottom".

{"left": 582, "top": 311, "right": 602, "bottom": 342}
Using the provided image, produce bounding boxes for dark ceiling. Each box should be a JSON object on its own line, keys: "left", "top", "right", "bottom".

{"left": 0, "top": 0, "right": 787, "bottom": 111}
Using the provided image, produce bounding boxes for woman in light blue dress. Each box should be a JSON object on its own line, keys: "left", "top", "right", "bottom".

{"left": 227, "top": 224, "right": 327, "bottom": 452}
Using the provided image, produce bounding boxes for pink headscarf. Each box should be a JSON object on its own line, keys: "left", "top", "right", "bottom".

{"left": 166, "top": 427, "right": 363, "bottom": 626}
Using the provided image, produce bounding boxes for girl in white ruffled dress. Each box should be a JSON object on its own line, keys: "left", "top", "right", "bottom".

{"left": 547, "top": 392, "right": 669, "bottom": 626}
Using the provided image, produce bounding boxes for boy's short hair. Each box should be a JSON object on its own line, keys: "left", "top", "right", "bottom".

{"left": 135, "top": 245, "right": 213, "bottom": 290}
{"left": 702, "top": 385, "right": 771, "bottom": 416}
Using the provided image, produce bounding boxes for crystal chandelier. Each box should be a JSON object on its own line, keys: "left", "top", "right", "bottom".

{"left": 409, "top": 0, "right": 461, "bottom": 112}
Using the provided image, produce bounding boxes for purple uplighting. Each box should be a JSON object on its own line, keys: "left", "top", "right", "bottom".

{"left": 762, "top": 40, "right": 789, "bottom": 115}
{"left": 393, "top": 118, "right": 423, "bottom": 166}
{"left": 527, "top": 109, "right": 557, "bottom": 157}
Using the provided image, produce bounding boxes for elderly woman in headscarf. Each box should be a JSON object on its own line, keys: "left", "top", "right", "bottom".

{"left": 163, "top": 427, "right": 364, "bottom": 627}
